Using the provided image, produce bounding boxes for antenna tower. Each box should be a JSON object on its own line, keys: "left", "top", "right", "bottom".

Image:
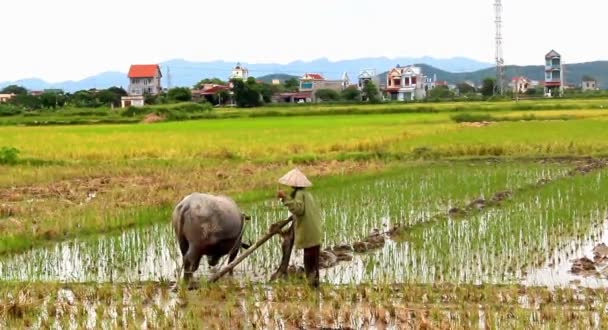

{"left": 494, "top": 0, "right": 504, "bottom": 95}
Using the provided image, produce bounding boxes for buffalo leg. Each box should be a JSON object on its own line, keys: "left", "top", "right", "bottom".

{"left": 270, "top": 223, "right": 295, "bottom": 281}
{"left": 183, "top": 249, "right": 204, "bottom": 285}
{"left": 178, "top": 235, "right": 189, "bottom": 257}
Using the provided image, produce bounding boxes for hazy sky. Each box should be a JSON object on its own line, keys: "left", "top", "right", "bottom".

{"left": 1, "top": 0, "right": 604, "bottom": 82}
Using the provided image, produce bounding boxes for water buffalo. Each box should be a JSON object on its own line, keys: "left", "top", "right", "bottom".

{"left": 172, "top": 193, "right": 249, "bottom": 284}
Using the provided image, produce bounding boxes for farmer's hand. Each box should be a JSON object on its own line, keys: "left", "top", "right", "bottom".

{"left": 277, "top": 190, "right": 286, "bottom": 200}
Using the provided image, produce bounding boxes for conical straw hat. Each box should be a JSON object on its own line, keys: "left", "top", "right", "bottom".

{"left": 278, "top": 168, "right": 312, "bottom": 187}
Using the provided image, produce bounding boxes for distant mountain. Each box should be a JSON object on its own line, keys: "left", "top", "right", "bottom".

{"left": 0, "top": 72, "right": 128, "bottom": 93}
{"left": 2, "top": 58, "right": 606, "bottom": 92}
{"left": 256, "top": 74, "right": 299, "bottom": 84}
{"left": 0, "top": 57, "right": 492, "bottom": 92}
{"left": 378, "top": 62, "right": 608, "bottom": 89}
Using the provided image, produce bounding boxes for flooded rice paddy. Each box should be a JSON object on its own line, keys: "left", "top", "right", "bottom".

{"left": 1, "top": 162, "right": 607, "bottom": 288}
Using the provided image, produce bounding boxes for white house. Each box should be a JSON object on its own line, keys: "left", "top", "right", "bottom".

{"left": 384, "top": 65, "right": 432, "bottom": 101}
{"left": 512, "top": 76, "right": 531, "bottom": 94}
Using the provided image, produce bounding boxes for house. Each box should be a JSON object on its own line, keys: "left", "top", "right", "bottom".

{"left": 512, "top": 76, "right": 530, "bottom": 94}
{"left": 544, "top": 50, "right": 563, "bottom": 97}
{"left": 120, "top": 96, "right": 145, "bottom": 108}
{"left": 229, "top": 62, "right": 249, "bottom": 81}
{"left": 127, "top": 64, "right": 162, "bottom": 96}
{"left": 357, "top": 69, "right": 379, "bottom": 90}
{"left": 298, "top": 73, "right": 348, "bottom": 102}
{"left": 121, "top": 64, "right": 162, "bottom": 108}
{"left": 274, "top": 92, "right": 313, "bottom": 103}
{"left": 191, "top": 84, "right": 231, "bottom": 104}
{"left": 582, "top": 78, "right": 598, "bottom": 91}
{"left": 271, "top": 79, "right": 281, "bottom": 85}
{"left": 384, "top": 65, "right": 432, "bottom": 101}
{"left": 0, "top": 93, "right": 15, "bottom": 103}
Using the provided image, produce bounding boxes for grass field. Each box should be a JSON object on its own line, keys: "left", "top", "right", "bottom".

{"left": 1, "top": 99, "right": 608, "bottom": 327}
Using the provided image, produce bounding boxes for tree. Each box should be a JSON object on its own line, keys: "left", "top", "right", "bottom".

{"left": 258, "top": 82, "right": 279, "bottom": 103}
{"left": 457, "top": 82, "right": 476, "bottom": 94}
{"left": 481, "top": 78, "right": 496, "bottom": 97}
{"left": 1, "top": 85, "right": 27, "bottom": 95}
{"left": 283, "top": 78, "right": 299, "bottom": 92}
{"left": 39, "top": 92, "right": 66, "bottom": 109}
{"left": 107, "top": 86, "right": 127, "bottom": 97}
{"left": 194, "top": 78, "right": 227, "bottom": 89}
{"left": 10, "top": 94, "right": 41, "bottom": 110}
{"left": 69, "top": 90, "right": 98, "bottom": 107}
{"left": 168, "top": 87, "right": 192, "bottom": 102}
{"left": 97, "top": 90, "right": 120, "bottom": 106}
{"left": 526, "top": 88, "right": 538, "bottom": 96}
{"left": 341, "top": 86, "right": 361, "bottom": 101}
{"left": 315, "top": 89, "right": 340, "bottom": 102}
{"left": 362, "top": 81, "right": 380, "bottom": 102}
{"left": 428, "top": 85, "right": 454, "bottom": 99}
{"left": 231, "top": 78, "right": 261, "bottom": 108}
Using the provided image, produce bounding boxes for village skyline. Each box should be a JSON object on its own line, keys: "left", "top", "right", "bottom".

{"left": 1, "top": 0, "right": 606, "bottom": 82}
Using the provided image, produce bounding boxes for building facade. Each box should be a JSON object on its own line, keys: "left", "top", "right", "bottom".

{"left": 512, "top": 76, "right": 530, "bottom": 94}
{"left": 384, "top": 65, "right": 432, "bottom": 101}
{"left": 298, "top": 73, "right": 348, "bottom": 102}
{"left": 127, "top": 64, "right": 162, "bottom": 96}
{"left": 544, "top": 50, "right": 563, "bottom": 97}
{"left": 582, "top": 79, "right": 598, "bottom": 91}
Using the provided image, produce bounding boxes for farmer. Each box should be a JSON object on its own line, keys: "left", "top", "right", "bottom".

{"left": 272, "top": 168, "right": 323, "bottom": 288}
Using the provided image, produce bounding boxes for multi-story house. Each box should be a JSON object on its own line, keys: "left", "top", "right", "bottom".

{"left": 544, "top": 50, "right": 563, "bottom": 97}
{"left": 384, "top": 65, "right": 430, "bottom": 101}
{"left": 298, "top": 73, "right": 349, "bottom": 102}
{"left": 358, "top": 69, "right": 379, "bottom": 90}
{"left": 127, "top": 64, "right": 162, "bottom": 96}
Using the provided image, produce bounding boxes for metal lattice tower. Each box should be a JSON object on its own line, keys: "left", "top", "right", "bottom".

{"left": 494, "top": 0, "right": 504, "bottom": 95}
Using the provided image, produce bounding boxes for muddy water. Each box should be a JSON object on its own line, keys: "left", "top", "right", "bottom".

{"left": 0, "top": 165, "right": 591, "bottom": 285}
{"left": 524, "top": 220, "right": 608, "bottom": 288}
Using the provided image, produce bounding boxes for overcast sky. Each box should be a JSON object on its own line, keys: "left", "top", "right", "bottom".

{"left": 1, "top": 0, "right": 604, "bottom": 82}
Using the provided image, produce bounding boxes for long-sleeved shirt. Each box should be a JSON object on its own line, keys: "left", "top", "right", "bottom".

{"left": 282, "top": 189, "right": 322, "bottom": 249}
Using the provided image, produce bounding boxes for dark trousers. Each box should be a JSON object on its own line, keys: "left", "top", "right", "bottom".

{"left": 303, "top": 245, "right": 320, "bottom": 288}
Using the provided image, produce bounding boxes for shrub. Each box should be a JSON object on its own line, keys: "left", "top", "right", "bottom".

{"left": 0, "top": 104, "right": 22, "bottom": 116}
{"left": 0, "top": 147, "right": 19, "bottom": 165}
{"left": 450, "top": 113, "right": 494, "bottom": 123}
{"left": 121, "top": 106, "right": 150, "bottom": 117}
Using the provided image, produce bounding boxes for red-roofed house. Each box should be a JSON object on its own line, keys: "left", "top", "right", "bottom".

{"left": 127, "top": 64, "right": 162, "bottom": 96}
{"left": 191, "top": 84, "right": 231, "bottom": 105}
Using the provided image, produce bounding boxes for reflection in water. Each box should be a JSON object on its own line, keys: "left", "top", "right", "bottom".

{"left": 524, "top": 221, "right": 608, "bottom": 288}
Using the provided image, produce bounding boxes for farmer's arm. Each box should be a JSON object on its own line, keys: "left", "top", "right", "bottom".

{"left": 282, "top": 192, "right": 305, "bottom": 216}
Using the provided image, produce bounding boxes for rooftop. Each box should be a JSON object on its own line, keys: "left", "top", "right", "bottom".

{"left": 128, "top": 65, "right": 161, "bottom": 78}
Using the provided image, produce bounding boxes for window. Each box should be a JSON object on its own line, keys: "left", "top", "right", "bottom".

{"left": 301, "top": 82, "right": 313, "bottom": 89}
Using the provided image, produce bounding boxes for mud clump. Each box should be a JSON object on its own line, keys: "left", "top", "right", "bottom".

{"left": 570, "top": 257, "right": 597, "bottom": 276}
{"left": 490, "top": 190, "right": 512, "bottom": 204}
{"left": 467, "top": 198, "right": 485, "bottom": 211}
{"left": 567, "top": 159, "right": 607, "bottom": 176}
{"left": 593, "top": 243, "right": 608, "bottom": 263}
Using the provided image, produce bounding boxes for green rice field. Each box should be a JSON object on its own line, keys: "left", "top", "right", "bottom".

{"left": 1, "top": 100, "right": 608, "bottom": 328}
